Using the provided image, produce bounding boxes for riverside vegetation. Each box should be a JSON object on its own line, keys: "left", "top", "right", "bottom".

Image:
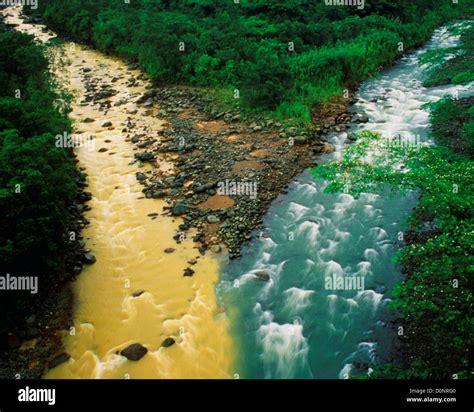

{"left": 0, "top": 20, "right": 93, "bottom": 376}
{"left": 31, "top": 0, "right": 471, "bottom": 124}
{"left": 311, "top": 23, "right": 474, "bottom": 378}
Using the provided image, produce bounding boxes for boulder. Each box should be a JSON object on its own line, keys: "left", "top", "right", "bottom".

{"left": 354, "top": 114, "right": 369, "bottom": 123}
{"left": 120, "top": 343, "right": 148, "bottom": 361}
{"left": 254, "top": 270, "right": 271, "bottom": 281}
{"left": 135, "top": 152, "right": 155, "bottom": 162}
{"left": 322, "top": 143, "right": 335, "bottom": 154}
{"left": 143, "top": 98, "right": 154, "bottom": 108}
{"left": 126, "top": 104, "right": 138, "bottom": 115}
{"left": 210, "top": 245, "right": 222, "bottom": 253}
{"left": 49, "top": 352, "right": 71, "bottom": 369}
{"left": 161, "top": 337, "right": 175, "bottom": 348}
{"left": 83, "top": 253, "right": 96, "bottom": 264}
{"left": 206, "top": 214, "right": 220, "bottom": 224}
{"left": 172, "top": 203, "right": 189, "bottom": 216}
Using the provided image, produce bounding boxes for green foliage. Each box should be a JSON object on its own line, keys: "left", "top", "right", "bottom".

{"left": 33, "top": 0, "right": 472, "bottom": 121}
{"left": 0, "top": 130, "right": 76, "bottom": 276}
{"left": 239, "top": 43, "right": 292, "bottom": 109}
{"left": 427, "top": 96, "right": 474, "bottom": 158}
{"left": 0, "top": 29, "right": 77, "bottom": 335}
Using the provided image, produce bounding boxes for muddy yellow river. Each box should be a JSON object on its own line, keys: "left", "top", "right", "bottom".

{"left": 4, "top": 7, "right": 233, "bottom": 379}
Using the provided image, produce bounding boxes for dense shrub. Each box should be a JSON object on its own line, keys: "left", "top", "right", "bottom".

{"left": 31, "top": 0, "right": 471, "bottom": 120}
{"left": 0, "top": 29, "right": 76, "bottom": 340}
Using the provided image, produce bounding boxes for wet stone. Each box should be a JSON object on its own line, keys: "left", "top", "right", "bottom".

{"left": 82, "top": 253, "right": 96, "bottom": 264}
{"left": 254, "top": 270, "right": 270, "bottom": 281}
{"left": 49, "top": 353, "right": 71, "bottom": 369}
{"left": 161, "top": 337, "right": 175, "bottom": 348}
{"left": 121, "top": 343, "right": 148, "bottom": 361}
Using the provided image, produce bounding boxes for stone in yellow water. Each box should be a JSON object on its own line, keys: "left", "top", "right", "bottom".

{"left": 4, "top": 7, "right": 234, "bottom": 379}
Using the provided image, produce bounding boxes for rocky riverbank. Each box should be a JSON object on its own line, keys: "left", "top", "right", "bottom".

{"left": 121, "top": 83, "right": 364, "bottom": 259}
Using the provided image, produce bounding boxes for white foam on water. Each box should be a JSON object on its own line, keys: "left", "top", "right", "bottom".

{"left": 379, "top": 243, "right": 394, "bottom": 255}
{"left": 338, "top": 363, "right": 353, "bottom": 379}
{"left": 327, "top": 294, "right": 338, "bottom": 317}
{"left": 356, "top": 261, "right": 372, "bottom": 277}
{"left": 369, "top": 227, "right": 388, "bottom": 241}
{"left": 283, "top": 287, "right": 315, "bottom": 314}
{"left": 363, "top": 248, "right": 379, "bottom": 262}
{"left": 357, "top": 342, "right": 379, "bottom": 363}
{"left": 287, "top": 201, "right": 310, "bottom": 221}
{"left": 301, "top": 182, "right": 318, "bottom": 195}
{"left": 262, "top": 251, "right": 275, "bottom": 263}
{"left": 355, "top": 290, "right": 384, "bottom": 314}
{"left": 324, "top": 260, "right": 344, "bottom": 278}
{"left": 257, "top": 317, "right": 311, "bottom": 379}
{"left": 261, "top": 237, "right": 277, "bottom": 249}
{"left": 297, "top": 220, "right": 320, "bottom": 243}
{"left": 311, "top": 203, "right": 326, "bottom": 215}
{"left": 319, "top": 240, "right": 339, "bottom": 260}
{"left": 334, "top": 229, "right": 351, "bottom": 242}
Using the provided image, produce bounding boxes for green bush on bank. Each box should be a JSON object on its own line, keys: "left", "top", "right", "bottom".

{"left": 31, "top": 0, "right": 472, "bottom": 124}
{"left": 0, "top": 29, "right": 76, "bottom": 339}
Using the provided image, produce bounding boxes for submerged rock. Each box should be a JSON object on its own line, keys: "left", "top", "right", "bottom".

{"left": 49, "top": 352, "right": 71, "bottom": 369}
{"left": 136, "top": 172, "right": 147, "bottom": 181}
{"left": 120, "top": 343, "right": 148, "bottom": 361}
{"left": 161, "top": 337, "right": 175, "bottom": 348}
{"left": 135, "top": 152, "right": 155, "bottom": 162}
{"left": 254, "top": 270, "right": 271, "bottom": 281}
{"left": 82, "top": 253, "right": 96, "bottom": 264}
{"left": 354, "top": 114, "right": 369, "bottom": 123}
